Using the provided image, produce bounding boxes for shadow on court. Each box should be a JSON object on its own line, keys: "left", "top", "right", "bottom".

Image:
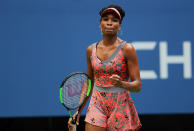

{"left": 0, "top": 114, "right": 194, "bottom": 131}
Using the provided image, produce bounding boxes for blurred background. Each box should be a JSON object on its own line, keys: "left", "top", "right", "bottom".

{"left": 0, "top": 0, "right": 194, "bottom": 130}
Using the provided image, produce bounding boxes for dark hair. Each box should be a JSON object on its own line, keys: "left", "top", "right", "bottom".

{"left": 99, "top": 4, "right": 125, "bottom": 24}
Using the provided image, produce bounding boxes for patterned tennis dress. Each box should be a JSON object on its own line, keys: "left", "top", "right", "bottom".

{"left": 85, "top": 41, "right": 142, "bottom": 131}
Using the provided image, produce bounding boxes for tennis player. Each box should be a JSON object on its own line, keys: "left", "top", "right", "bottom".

{"left": 68, "top": 4, "right": 142, "bottom": 131}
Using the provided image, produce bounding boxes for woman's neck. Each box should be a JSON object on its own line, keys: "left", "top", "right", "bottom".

{"left": 102, "top": 35, "right": 118, "bottom": 46}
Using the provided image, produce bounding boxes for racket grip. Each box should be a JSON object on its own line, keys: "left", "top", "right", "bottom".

{"left": 72, "top": 114, "right": 78, "bottom": 124}
{"left": 72, "top": 111, "right": 78, "bottom": 124}
{"left": 70, "top": 117, "right": 77, "bottom": 131}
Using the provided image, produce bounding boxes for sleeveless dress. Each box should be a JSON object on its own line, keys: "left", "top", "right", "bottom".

{"left": 85, "top": 41, "right": 142, "bottom": 131}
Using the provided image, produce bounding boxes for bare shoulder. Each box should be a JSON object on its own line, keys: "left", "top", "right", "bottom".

{"left": 123, "top": 42, "right": 137, "bottom": 60}
{"left": 87, "top": 43, "right": 95, "bottom": 57}
{"left": 123, "top": 42, "right": 135, "bottom": 52}
{"left": 87, "top": 44, "right": 93, "bottom": 53}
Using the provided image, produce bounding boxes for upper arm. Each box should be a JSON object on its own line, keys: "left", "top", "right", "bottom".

{"left": 123, "top": 43, "right": 141, "bottom": 82}
{"left": 86, "top": 44, "right": 94, "bottom": 81}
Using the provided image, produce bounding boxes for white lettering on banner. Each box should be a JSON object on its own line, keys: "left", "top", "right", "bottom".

{"left": 159, "top": 41, "right": 192, "bottom": 79}
{"left": 132, "top": 41, "right": 192, "bottom": 79}
{"left": 133, "top": 42, "right": 158, "bottom": 79}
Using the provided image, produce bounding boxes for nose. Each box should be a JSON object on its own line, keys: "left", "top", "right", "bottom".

{"left": 107, "top": 19, "right": 112, "bottom": 26}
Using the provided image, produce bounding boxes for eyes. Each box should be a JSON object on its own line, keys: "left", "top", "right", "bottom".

{"left": 101, "top": 17, "right": 120, "bottom": 23}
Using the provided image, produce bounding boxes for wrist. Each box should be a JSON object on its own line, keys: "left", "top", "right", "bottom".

{"left": 118, "top": 80, "right": 124, "bottom": 88}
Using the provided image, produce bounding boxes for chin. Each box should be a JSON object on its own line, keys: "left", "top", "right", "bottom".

{"left": 104, "top": 32, "right": 116, "bottom": 36}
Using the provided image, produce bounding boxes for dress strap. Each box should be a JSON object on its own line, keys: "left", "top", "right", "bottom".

{"left": 100, "top": 40, "right": 127, "bottom": 64}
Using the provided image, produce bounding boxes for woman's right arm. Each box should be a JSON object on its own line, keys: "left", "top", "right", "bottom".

{"left": 86, "top": 44, "right": 94, "bottom": 83}
{"left": 68, "top": 44, "right": 94, "bottom": 129}
{"left": 78, "top": 44, "right": 94, "bottom": 115}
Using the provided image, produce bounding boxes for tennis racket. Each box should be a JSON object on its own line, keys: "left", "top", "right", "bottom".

{"left": 59, "top": 72, "right": 91, "bottom": 131}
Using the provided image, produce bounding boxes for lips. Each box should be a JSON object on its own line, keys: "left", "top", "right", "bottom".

{"left": 105, "top": 28, "right": 114, "bottom": 31}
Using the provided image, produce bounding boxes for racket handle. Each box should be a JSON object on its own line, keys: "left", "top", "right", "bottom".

{"left": 72, "top": 111, "right": 78, "bottom": 124}
{"left": 70, "top": 118, "right": 77, "bottom": 131}
{"left": 72, "top": 115, "right": 77, "bottom": 124}
{"left": 71, "top": 111, "right": 78, "bottom": 131}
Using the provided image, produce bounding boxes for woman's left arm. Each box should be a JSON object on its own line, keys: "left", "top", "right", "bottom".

{"left": 110, "top": 43, "right": 141, "bottom": 92}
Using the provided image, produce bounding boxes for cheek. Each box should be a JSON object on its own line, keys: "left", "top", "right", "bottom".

{"left": 100, "top": 22, "right": 105, "bottom": 28}
{"left": 114, "top": 25, "right": 120, "bottom": 30}
{"left": 99, "top": 21, "right": 102, "bottom": 28}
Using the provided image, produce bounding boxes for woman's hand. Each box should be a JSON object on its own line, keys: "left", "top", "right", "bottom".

{"left": 67, "top": 112, "right": 80, "bottom": 131}
{"left": 110, "top": 74, "right": 122, "bottom": 87}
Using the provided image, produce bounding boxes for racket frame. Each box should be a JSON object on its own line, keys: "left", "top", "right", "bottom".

{"left": 59, "top": 72, "right": 91, "bottom": 125}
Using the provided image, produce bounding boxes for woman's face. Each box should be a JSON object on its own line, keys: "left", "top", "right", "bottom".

{"left": 100, "top": 13, "right": 121, "bottom": 36}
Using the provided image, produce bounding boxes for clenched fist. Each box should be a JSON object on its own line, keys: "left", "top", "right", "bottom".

{"left": 110, "top": 74, "right": 122, "bottom": 87}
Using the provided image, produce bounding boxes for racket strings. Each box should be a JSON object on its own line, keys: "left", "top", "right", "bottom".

{"left": 61, "top": 74, "right": 89, "bottom": 109}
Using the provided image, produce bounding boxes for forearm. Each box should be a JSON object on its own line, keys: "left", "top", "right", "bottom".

{"left": 118, "top": 80, "right": 141, "bottom": 92}
{"left": 78, "top": 81, "right": 94, "bottom": 114}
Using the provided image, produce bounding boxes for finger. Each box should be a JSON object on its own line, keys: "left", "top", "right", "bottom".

{"left": 73, "top": 113, "right": 79, "bottom": 126}
{"left": 76, "top": 121, "right": 79, "bottom": 125}
{"left": 68, "top": 118, "right": 74, "bottom": 127}
{"left": 68, "top": 118, "right": 71, "bottom": 124}
{"left": 110, "top": 75, "right": 120, "bottom": 80}
{"left": 111, "top": 78, "right": 119, "bottom": 83}
{"left": 110, "top": 74, "right": 118, "bottom": 78}
{"left": 76, "top": 119, "right": 79, "bottom": 125}
{"left": 112, "top": 74, "right": 119, "bottom": 77}
{"left": 110, "top": 76, "right": 118, "bottom": 81}
{"left": 110, "top": 76, "right": 113, "bottom": 79}
{"left": 111, "top": 81, "right": 117, "bottom": 86}
{"left": 110, "top": 75, "right": 115, "bottom": 79}
{"left": 111, "top": 79, "right": 121, "bottom": 86}
{"left": 114, "top": 75, "right": 121, "bottom": 80}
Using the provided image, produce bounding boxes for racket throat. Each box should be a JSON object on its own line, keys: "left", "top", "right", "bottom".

{"left": 68, "top": 110, "right": 77, "bottom": 125}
